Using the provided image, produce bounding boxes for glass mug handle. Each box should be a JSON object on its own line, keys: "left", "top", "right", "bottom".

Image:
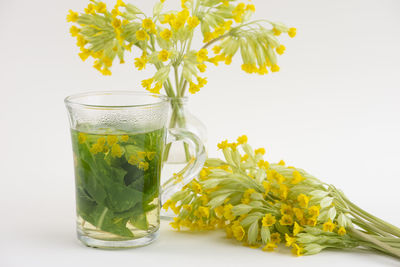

{"left": 161, "top": 128, "right": 206, "bottom": 204}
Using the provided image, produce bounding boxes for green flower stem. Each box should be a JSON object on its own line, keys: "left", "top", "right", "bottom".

{"left": 349, "top": 227, "right": 400, "bottom": 258}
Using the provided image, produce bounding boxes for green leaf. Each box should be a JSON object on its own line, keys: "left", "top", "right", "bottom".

{"left": 130, "top": 212, "right": 149, "bottom": 231}
{"left": 261, "top": 226, "right": 271, "bottom": 244}
{"left": 247, "top": 220, "right": 259, "bottom": 244}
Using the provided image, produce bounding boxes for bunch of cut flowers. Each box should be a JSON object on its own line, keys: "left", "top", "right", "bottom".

{"left": 165, "top": 136, "right": 400, "bottom": 258}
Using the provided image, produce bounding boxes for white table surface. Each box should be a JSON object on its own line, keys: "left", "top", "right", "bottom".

{"left": 1, "top": 0, "right": 400, "bottom": 266}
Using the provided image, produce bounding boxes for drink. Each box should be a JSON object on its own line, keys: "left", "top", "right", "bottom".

{"left": 71, "top": 127, "right": 165, "bottom": 244}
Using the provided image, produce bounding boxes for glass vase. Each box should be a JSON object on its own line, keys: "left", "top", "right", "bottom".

{"left": 164, "top": 97, "right": 207, "bottom": 164}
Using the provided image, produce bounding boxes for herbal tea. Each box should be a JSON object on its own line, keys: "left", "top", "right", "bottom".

{"left": 71, "top": 127, "right": 165, "bottom": 242}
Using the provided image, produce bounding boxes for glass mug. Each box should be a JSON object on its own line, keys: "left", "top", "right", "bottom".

{"left": 65, "top": 91, "right": 206, "bottom": 248}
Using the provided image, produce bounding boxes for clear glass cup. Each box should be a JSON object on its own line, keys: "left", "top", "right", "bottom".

{"left": 65, "top": 91, "right": 206, "bottom": 248}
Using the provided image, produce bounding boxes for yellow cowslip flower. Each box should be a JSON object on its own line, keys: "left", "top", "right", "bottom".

{"left": 306, "top": 217, "right": 317, "bottom": 227}
{"left": 258, "top": 160, "right": 270, "bottom": 170}
{"left": 241, "top": 154, "right": 249, "bottom": 162}
{"left": 121, "top": 135, "right": 129, "bottom": 142}
{"left": 138, "top": 161, "right": 149, "bottom": 171}
{"left": 246, "top": 4, "right": 256, "bottom": 12}
{"left": 212, "top": 45, "right": 222, "bottom": 54}
{"left": 200, "top": 195, "right": 209, "bottom": 205}
{"left": 170, "top": 217, "right": 181, "bottom": 230}
{"left": 232, "top": 224, "right": 245, "bottom": 241}
{"left": 241, "top": 188, "right": 255, "bottom": 204}
{"left": 189, "top": 82, "right": 200, "bottom": 94}
{"left": 101, "top": 68, "right": 112, "bottom": 76}
{"left": 262, "top": 214, "right": 276, "bottom": 227}
{"left": 196, "top": 49, "right": 208, "bottom": 63}
{"left": 76, "top": 35, "right": 87, "bottom": 48}
{"left": 97, "top": 137, "right": 106, "bottom": 145}
{"left": 182, "top": 204, "right": 192, "bottom": 212}
{"left": 112, "top": 18, "right": 122, "bottom": 29}
{"left": 96, "top": 2, "right": 107, "bottom": 13}
{"left": 275, "top": 173, "right": 285, "bottom": 184}
{"left": 288, "top": 27, "right": 297, "bottom": 38}
{"left": 128, "top": 155, "right": 139, "bottom": 166}
{"left": 272, "top": 27, "right": 281, "bottom": 36}
{"left": 159, "top": 28, "right": 172, "bottom": 40}
{"left": 236, "top": 135, "right": 247, "bottom": 144}
{"left": 215, "top": 206, "right": 224, "bottom": 218}
{"left": 199, "top": 168, "right": 209, "bottom": 180}
{"left": 276, "top": 44, "right": 286, "bottom": 55}
{"left": 254, "top": 148, "right": 265, "bottom": 155}
{"left": 297, "top": 194, "right": 310, "bottom": 208}
{"left": 78, "top": 49, "right": 91, "bottom": 61}
{"left": 191, "top": 181, "right": 202, "bottom": 194}
{"left": 338, "top": 226, "right": 347, "bottom": 236}
{"left": 278, "top": 159, "right": 286, "bottom": 166}
{"left": 78, "top": 133, "right": 87, "bottom": 144}
{"left": 222, "top": 0, "right": 229, "bottom": 7}
{"left": 214, "top": 26, "right": 226, "bottom": 37}
{"left": 93, "top": 60, "right": 102, "bottom": 71}
{"left": 116, "top": 0, "right": 126, "bottom": 7}
{"left": 292, "top": 243, "right": 303, "bottom": 256}
{"left": 223, "top": 204, "right": 235, "bottom": 221}
{"left": 285, "top": 233, "right": 296, "bottom": 247}
{"left": 102, "top": 57, "right": 112, "bottom": 68}
{"left": 90, "top": 143, "right": 103, "bottom": 155}
{"left": 84, "top": 3, "right": 95, "bottom": 14}
{"left": 262, "top": 181, "right": 271, "bottom": 195}
{"left": 181, "top": 0, "right": 189, "bottom": 8}
{"left": 280, "top": 204, "right": 293, "bottom": 216}
{"left": 111, "top": 8, "right": 121, "bottom": 18}
{"left": 70, "top": 26, "right": 80, "bottom": 37}
{"left": 203, "top": 32, "right": 214, "bottom": 43}
{"left": 107, "top": 135, "right": 118, "bottom": 146}
{"left": 279, "top": 214, "right": 294, "bottom": 226}
{"left": 136, "top": 30, "right": 149, "bottom": 41}
{"left": 291, "top": 170, "right": 304, "bottom": 184}
{"left": 293, "top": 208, "right": 304, "bottom": 221}
{"left": 149, "top": 82, "right": 162, "bottom": 94}
{"left": 217, "top": 140, "right": 229, "bottom": 150}
{"left": 111, "top": 144, "right": 123, "bottom": 158}
{"left": 141, "top": 78, "right": 154, "bottom": 90}
{"left": 271, "top": 232, "right": 281, "bottom": 244}
{"left": 323, "top": 219, "right": 336, "bottom": 232}
{"left": 224, "top": 56, "right": 232, "bottom": 65}
{"left": 198, "top": 206, "right": 210, "bottom": 218}
{"left": 137, "top": 151, "right": 147, "bottom": 160}
{"left": 146, "top": 151, "right": 156, "bottom": 160}
{"left": 232, "top": 3, "right": 245, "bottom": 23}
{"left": 134, "top": 57, "right": 148, "bottom": 70}
{"left": 142, "top": 18, "right": 155, "bottom": 31}
{"left": 196, "top": 76, "right": 207, "bottom": 87}
{"left": 293, "top": 222, "right": 303, "bottom": 236}
{"left": 262, "top": 242, "right": 277, "bottom": 251}
{"left": 258, "top": 65, "right": 269, "bottom": 75}
{"left": 158, "top": 49, "right": 170, "bottom": 62}
{"left": 170, "top": 202, "right": 181, "bottom": 214}
{"left": 163, "top": 199, "right": 172, "bottom": 211}
{"left": 308, "top": 206, "right": 320, "bottom": 218}
{"left": 187, "top": 16, "right": 200, "bottom": 29}
{"left": 66, "top": 10, "right": 79, "bottom": 22}
{"left": 271, "top": 64, "right": 280, "bottom": 72}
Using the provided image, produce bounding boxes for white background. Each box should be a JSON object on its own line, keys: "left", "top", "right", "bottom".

{"left": 1, "top": 0, "right": 400, "bottom": 266}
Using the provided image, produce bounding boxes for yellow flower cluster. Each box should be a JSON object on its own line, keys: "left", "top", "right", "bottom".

{"left": 166, "top": 135, "right": 400, "bottom": 257}
{"left": 81, "top": 133, "right": 154, "bottom": 171}
{"left": 67, "top": 0, "right": 296, "bottom": 97}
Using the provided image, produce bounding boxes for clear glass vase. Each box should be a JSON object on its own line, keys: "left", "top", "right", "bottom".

{"left": 164, "top": 97, "right": 207, "bottom": 164}
{"left": 161, "top": 97, "right": 207, "bottom": 220}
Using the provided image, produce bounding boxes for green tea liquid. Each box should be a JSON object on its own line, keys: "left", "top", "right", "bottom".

{"left": 71, "top": 127, "right": 165, "bottom": 242}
